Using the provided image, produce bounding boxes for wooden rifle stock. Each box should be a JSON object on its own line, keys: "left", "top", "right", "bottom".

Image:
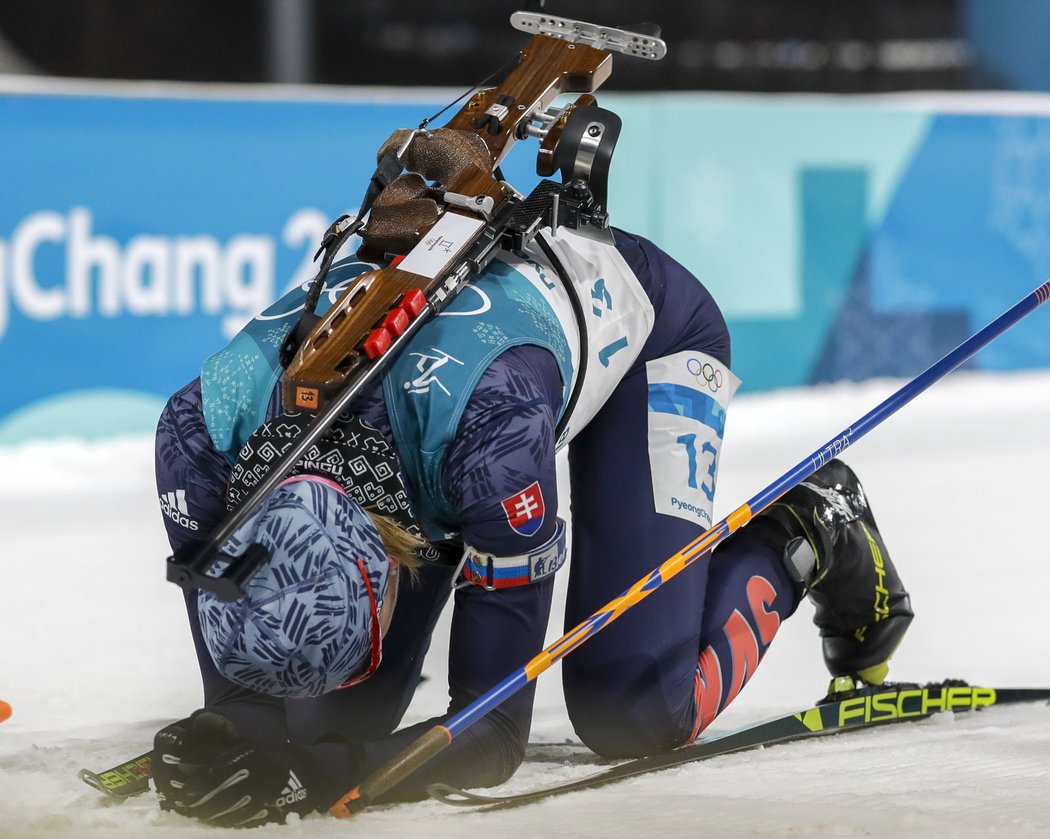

{"left": 281, "top": 34, "right": 611, "bottom": 413}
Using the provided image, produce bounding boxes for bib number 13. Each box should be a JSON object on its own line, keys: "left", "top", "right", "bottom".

{"left": 676, "top": 433, "right": 717, "bottom": 502}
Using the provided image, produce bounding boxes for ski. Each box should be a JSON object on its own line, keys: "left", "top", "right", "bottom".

{"left": 77, "top": 741, "right": 595, "bottom": 801}
{"left": 78, "top": 751, "right": 152, "bottom": 800}
{"left": 80, "top": 682, "right": 1050, "bottom": 805}
{"left": 76, "top": 741, "right": 595, "bottom": 801}
{"left": 428, "top": 681, "right": 1050, "bottom": 809}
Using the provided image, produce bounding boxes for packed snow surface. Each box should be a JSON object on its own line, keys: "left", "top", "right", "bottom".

{"left": 2, "top": 372, "right": 1049, "bottom": 838}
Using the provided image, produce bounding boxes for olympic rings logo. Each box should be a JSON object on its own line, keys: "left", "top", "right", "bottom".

{"left": 687, "top": 358, "right": 723, "bottom": 393}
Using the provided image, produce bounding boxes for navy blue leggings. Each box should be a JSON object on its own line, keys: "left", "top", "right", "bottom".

{"left": 564, "top": 361, "right": 799, "bottom": 758}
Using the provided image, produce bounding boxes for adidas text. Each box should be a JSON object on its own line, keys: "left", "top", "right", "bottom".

{"left": 277, "top": 788, "right": 308, "bottom": 806}
{"left": 277, "top": 771, "right": 307, "bottom": 807}
{"left": 159, "top": 489, "right": 199, "bottom": 532}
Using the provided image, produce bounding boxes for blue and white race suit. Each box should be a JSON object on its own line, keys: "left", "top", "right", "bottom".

{"left": 155, "top": 227, "right": 800, "bottom": 800}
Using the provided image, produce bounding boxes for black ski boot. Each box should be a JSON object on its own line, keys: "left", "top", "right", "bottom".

{"left": 751, "top": 459, "right": 913, "bottom": 688}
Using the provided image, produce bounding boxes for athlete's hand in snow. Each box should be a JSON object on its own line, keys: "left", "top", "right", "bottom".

{"left": 152, "top": 710, "right": 331, "bottom": 827}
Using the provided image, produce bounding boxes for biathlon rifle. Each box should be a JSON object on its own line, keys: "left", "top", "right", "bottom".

{"left": 166, "top": 7, "right": 668, "bottom": 601}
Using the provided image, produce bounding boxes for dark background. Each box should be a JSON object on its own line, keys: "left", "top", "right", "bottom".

{"left": 0, "top": 0, "right": 999, "bottom": 92}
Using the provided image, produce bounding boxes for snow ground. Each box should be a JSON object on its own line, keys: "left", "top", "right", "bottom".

{"left": 1, "top": 371, "right": 1049, "bottom": 838}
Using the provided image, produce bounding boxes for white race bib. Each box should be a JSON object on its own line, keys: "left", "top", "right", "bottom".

{"left": 519, "top": 227, "right": 656, "bottom": 444}
{"left": 645, "top": 351, "right": 740, "bottom": 527}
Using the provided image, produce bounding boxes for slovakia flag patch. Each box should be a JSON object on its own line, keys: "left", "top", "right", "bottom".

{"left": 501, "top": 481, "right": 545, "bottom": 537}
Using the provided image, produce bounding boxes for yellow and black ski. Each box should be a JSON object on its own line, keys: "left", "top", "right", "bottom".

{"left": 78, "top": 752, "right": 152, "bottom": 800}
{"left": 78, "top": 681, "right": 1050, "bottom": 805}
{"left": 428, "top": 680, "right": 1050, "bottom": 809}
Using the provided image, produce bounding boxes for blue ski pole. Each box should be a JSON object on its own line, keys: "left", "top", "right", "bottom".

{"left": 331, "top": 279, "right": 1050, "bottom": 817}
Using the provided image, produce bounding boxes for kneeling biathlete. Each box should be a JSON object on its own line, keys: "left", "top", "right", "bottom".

{"left": 152, "top": 214, "right": 913, "bottom": 825}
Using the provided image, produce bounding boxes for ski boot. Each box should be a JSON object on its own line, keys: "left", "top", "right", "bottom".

{"left": 750, "top": 459, "right": 913, "bottom": 690}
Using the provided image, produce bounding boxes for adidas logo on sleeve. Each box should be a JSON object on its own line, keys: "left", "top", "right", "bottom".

{"left": 277, "top": 770, "right": 308, "bottom": 807}
{"left": 159, "top": 489, "right": 200, "bottom": 531}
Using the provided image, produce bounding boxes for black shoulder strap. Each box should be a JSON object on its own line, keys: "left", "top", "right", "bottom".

{"left": 533, "top": 231, "right": 588, "bottom": 446}
{"left": 278, "top": 149, "right": 405, "bottom": 368}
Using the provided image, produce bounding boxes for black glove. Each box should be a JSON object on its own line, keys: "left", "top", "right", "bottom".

{"left": 152, "top": 710, "right": 332, "bottom": 827}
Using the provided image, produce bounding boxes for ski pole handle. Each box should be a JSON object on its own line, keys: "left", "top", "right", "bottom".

{"left": 330, "top": 725, "right": 452, "bottom": 817}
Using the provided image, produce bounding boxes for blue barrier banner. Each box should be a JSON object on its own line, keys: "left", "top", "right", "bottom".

{"left": 603, "top": 94, "right": 1050, "bottom": 391}
{"left": 4, "top": 80, "right": 1050, "bottom": 442}
{"left": 0, "top": 83, "right": 444, "bottom": 442}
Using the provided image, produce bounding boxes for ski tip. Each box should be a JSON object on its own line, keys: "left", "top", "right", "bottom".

{"left": 77, "top": 757, "right": 153, "bottom": 801}
{"left": 78, "top": 769, "right": 104, "bottom": 793}
{"left": 0, "top": 700, "right": 11, "bottom": 723}
{"left": 78, "top": 768, "right": 149, "bottom": 806}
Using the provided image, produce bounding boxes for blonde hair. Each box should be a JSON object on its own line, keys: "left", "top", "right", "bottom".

{"left": 367, "top": 511, "right": 426, "bottom": 580}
